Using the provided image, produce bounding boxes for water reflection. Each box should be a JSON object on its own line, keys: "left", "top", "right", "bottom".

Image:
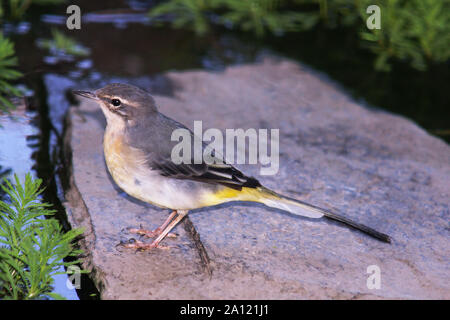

{"left": 0, "top": 107, "right": 37, "bottom": 180}
{"left": 0, "top": 106, "right": 78, "bottom": 300}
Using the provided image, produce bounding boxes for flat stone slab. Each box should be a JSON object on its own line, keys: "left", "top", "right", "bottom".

{"left": 62, "top": 57, "right": 450, "bottom": 299}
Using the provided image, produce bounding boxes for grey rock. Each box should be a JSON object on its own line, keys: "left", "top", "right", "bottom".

{"left": 61, "top": 57, "right": 450, "bottom": 299}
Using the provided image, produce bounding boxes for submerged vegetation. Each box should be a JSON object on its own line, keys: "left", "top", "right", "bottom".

{"left": 0, "top": 27, "right": 85, "bottom": 114}
{"left": 0, "top": 174, "right": 84, "bottom": 300}
{"left": 149, "top": 0, "right": 450, "bottom": 72}
{"left": 39, "top": 28, "right": 90, "bottom": 57}
{"left": 0, "top": 33, "right": 21, "bottom": 113}
{"left": 0, "top": 0, "right": 66, "bottom": 20}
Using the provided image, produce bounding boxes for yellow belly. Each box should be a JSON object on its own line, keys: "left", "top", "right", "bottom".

{"left": 103, "top": 130, "right": 167, "bottom": 208}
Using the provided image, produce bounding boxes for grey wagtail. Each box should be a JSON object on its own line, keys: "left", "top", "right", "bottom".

{"left": 73, "top": 83, "right": 391, "bottom": 250}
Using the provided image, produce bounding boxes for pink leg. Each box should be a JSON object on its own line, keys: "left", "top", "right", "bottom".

{"left": 129, "top": 210, "right": 177, "bottom": 238}
{"left": 124, "top": 210, "right": 188, "bottom": 250}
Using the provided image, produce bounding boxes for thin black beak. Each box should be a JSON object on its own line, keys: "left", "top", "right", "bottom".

{"left": 73, "top": 90, "right": 98, "bottom": 100}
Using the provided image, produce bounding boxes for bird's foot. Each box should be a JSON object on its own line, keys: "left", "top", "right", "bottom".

{"left": 119, "top": 238, "right": 174, "bottom": 251}
{"left": 128, "top": 226, "right": 177, "bottom": 239}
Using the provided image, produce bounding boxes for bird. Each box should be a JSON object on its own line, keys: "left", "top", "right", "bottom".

{"left": 73, "top": 83, "right": 391, "bottom": 250}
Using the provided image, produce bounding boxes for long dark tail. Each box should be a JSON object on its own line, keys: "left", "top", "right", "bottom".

{"left": 322, "top": 210, "right": 391, "bottom": 243}
{"left": 257, "top": 186, "right": 391, "bottom": 243}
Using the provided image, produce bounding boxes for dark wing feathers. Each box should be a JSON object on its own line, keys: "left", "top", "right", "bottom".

{"left": 152, "top": 157, "right": 261, "bottom": 190}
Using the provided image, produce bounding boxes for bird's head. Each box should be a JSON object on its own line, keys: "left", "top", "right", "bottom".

{"left": 73, "top": 83, "right": 157, "bottom": 127}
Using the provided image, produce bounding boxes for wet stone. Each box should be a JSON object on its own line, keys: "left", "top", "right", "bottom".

{"left": 61, "top": 57, "right": 450, "bottom": 299}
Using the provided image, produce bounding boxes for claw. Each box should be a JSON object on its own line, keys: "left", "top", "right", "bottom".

{"left": 128, "top": 227, "right": 178, "bottom": 239}
{"left": 166, "top": 232, "right": 178, "bottom": 238}
{"left": 119, "top": 238, "right": 173, "bottom": 251}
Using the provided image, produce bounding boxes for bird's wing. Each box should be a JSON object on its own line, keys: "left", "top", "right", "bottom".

{"left": 130, "top": 113, "right": 261, "bottom": 190}
{"left": 149, "top": 154, "right": 261, "bottom": 190}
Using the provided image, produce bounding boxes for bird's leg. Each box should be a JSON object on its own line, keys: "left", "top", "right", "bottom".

{"left": 148, "top": 210, "right": 188, "bottom": 248}
{"left": 128, "top": 210, "right": 178, "bottom": 238}
{"left": 124, "top": 210, "right": 188, "bottom": 250}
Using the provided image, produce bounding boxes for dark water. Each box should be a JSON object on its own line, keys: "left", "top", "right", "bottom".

{"left": 0, "top": 0, "right": 448, "bottom": 299}
{"left": 262, "top": 28, "right": 450, "bottom": 137}
{"left": 10, "top": 2, "right": 450, "bottom": 137}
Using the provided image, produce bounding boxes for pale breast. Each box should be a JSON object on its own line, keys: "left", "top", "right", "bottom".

{"left": 103, "top": 128, "right": 210, "bottom": 210}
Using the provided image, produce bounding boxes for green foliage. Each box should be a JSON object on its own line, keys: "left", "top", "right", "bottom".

{"left": 0, "top": 174, "right": 84, "bottom": 300}
{"left": 0, "top": 0, "right": 67, "bottom": 20}
{"left": 148, "top": 0, "right": 450, "bottom": 71}
{"left": 40, "top": 28, "right": 89, "bottom": 57}
{"left": 359, "top": 0, "right": 450, "bottom": 71}
{"left": 148, "top": 0, "right": 318, "bottom": 36}
{"left": 217, "top": 0, "right": 318, "bottom": 36}
{"left": 148, "top": 0, "right": 214, "bottom": 35}
{"left": 0, "top": 33, "right": 22, "bottom": 114}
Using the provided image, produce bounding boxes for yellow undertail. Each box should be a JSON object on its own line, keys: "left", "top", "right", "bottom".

{"left": 205, "top": 186, "right": 324, "bottom": 219}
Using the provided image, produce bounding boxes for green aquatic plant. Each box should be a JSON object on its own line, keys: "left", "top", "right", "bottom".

{"left": 148, "top": 0, "right": 315, "bottom": 36}
{"left": 148, "top": 0, "right": 215, "bottom": 35}
{"left": 0, "top": 174, "right": 84, "bottom": 300}
{"left": 0, "top": 0, "right": 67, "bottom": 20}
{"left": 0, "top": 33, "right": 22, "bottom": 114}
{"left": 40, "top": 28, "right": 89, "bottom": 57}
{"left": 359, "top": 0, "right": 450, "bottom": 71}
{"left": 148, "top": 0, "right": 450, "bottom": 71}
{"left": 217, "top": 0, "right": 318, "bottom": 36}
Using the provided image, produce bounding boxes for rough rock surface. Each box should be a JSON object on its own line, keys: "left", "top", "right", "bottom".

{"left": 62, "top": 57, "right": 450, "bottom": 299}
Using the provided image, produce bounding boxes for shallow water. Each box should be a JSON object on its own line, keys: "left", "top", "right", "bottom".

{"left": 0, "top": 110, "right": 37, "bottom": 180}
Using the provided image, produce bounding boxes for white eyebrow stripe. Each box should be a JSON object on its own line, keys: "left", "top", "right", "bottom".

{"left": 102, "top": 95, "right": 140, "bottom": 107}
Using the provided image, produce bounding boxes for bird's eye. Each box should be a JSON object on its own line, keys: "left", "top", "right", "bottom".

{"left": 111, "top": 99, "right": 121, "bottom": 107}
